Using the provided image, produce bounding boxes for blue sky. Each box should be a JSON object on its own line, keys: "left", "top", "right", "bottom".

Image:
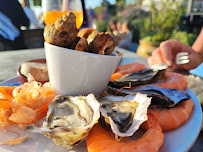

{"left": 85, "top": 0, "right": 115, "bottom": 9}
{"left": 85, "top": 0, "right": 135, "bottom": 9}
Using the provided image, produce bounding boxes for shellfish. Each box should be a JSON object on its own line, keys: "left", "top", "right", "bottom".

{"left": 106, "top": 86, "right": 191, "bottom": 108}
{"left": 39, "top": 94, "right": 100, "bottom": 149}
{"left": 109, "top": 64, "right": 167, "bottom": 89}
{"left": 98, "top": 93, "right": 151, "bottom": 137}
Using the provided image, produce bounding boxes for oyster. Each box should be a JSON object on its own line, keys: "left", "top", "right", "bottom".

{"left": 108, "top": 63, "right": 167, "bottom": 88}
{"left": 39, "top": 94, "right": 100, "bottom": 149}
{"left": 106, "top": 86, "right": 191, "bottom": 108}
{"left": 99, "top": 93, "right": 151, "bottom": 137}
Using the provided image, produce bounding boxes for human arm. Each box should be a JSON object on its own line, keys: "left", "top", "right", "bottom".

{"left": 148, "top": 28, "right": 203, "bottom": 70}
{"left": 15, "top": 2, "right": 30, "bottom": 28}
{"left": 192, "top": 28, "right": 203, "bottom": 57}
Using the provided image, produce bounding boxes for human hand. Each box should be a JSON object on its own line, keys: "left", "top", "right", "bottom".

{"left": 148, "top": 40, "right": 203, "bottom": 70}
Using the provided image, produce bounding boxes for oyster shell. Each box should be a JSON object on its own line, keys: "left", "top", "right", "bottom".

{"left": 99, "top": 93, "right": 151, "bottom": 137}
{"left": 108, "top": 64, "right": 167, "bottom": 88}
{"left": 106, "top": 86, "right": 191, "bottom": 108}
{"left": 40, "top": 94, "right": 100, "bottom": 149}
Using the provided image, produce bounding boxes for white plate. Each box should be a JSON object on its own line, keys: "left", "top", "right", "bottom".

{"left": 0, "top": 77, "right": 202, "bottom": 152}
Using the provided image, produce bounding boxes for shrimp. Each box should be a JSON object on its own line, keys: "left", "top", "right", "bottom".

{"left": 86, "top": 112, "right": 164, "bottom": 152}
{"left": 147, "top": 72, "right": 187, "bottom": 90}
{"left": 0, "top": 86, "right": 16, "bottom": 100}
{"left": 111, "top": 63, "right": 187, "bottom": 90}
{"left": 110, "top": 63, "right": 146, "bottom": 81}
{"left": 149, "top": 99, "right": 194, "bottom": 131}
{"left": 0, "top": 81, "right": 55, "bottom": 128}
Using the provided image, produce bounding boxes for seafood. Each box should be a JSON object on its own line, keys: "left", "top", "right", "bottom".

{"left": 106, "top": 86, "right": 191, "bottom": 108}
{"left": 149, "top": 99, "right": 194, "bottom": 131}
{"left": 78, "top": 28, "right": 96, "bottom": 38}
{"left": 0, "top": 81, "right": 55, "bottom": 128}
{"left": 39, "top": 94, "right": 100, "bottom": 149}
{"left": 110, "top": 63, "right": 146, "bottom": 81}
{"left": 109, "top": 64, "right": 166, "bottom": 89}
{"left": 110, "top": 62, "right": 187, "bottom": 90}
{"left": 149, "top": 71, "right": 187, "bottom": 90}
{"left": 99, "top": 93, "right": 151, "bottom": 137}
{"left": 106, "top": 86, "right": 193, "bottom": 131}
{"left": 44, "top": 12, "right": 126, "bottom": 55}
{"left": 88, "top": 32, "right": 114, "bottom": 55}
{"left": 44, "top": 12, "right": 78, "bottom": 48}
{"left": 86, "top": 112, "right": 164, "bottom": 152}
{"left": 0, "top": 86, "right": 16, "bottom": 100}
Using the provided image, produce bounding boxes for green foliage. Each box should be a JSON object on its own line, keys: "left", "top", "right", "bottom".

{"left": 33, "top": 0, "right": 41, "bottom": 6}
{"left": 116, "top": 0, "right": 126, "bottom": 11}
{"left": 170, "top": 30, "right": 198, "bottom": 46}
{"left": 94, "top": 0, "right": 195, "bottom": 44}
{"left": 125, "top": 9, "right": 150, "bottom": 42}
{"left": 130, "top": 18, "right": 145, "bottom": 42}
{"left": 109, "top": 4, "right": 117, "bottom": 16}
{"left": 142, "top": 0, "right": 185, "bottom": 42}
{"left": 101, "top": 0, "right": 108, "bottom": 7}
{"left": 96, "top": 19, "right": 109, "bottom": 32}
{"left": 142, "top": 33, "right": 165, "bottom": 42}
{"left": 126, "top": 9, "right": 150, "bottom": 21}
{"left": 93, "top": 6, "right": 107, "bottom": 15}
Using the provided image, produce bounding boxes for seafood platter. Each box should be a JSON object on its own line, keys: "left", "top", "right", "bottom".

{"left": 0, "top": 12, "right": 202, "bottom": 152}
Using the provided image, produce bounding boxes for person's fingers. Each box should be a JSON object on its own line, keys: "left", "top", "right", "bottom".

{"left": 151, "top": 48, "right": 165, "bottom": 63}
{"left": 170, "top": 49, "right": 202, "bottom": 70}
{"left": 159, "top": 40, "right": 182, "bottom": 66}
{"left": 148, "top": 48, "right": 165, "bottom": 65}
{"left": 181, "top": 52, "right": 202, "bottom": 70}
{"left": 148, "top": 56, "right": 154, "bottom": 65}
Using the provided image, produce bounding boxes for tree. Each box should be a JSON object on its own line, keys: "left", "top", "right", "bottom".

{"left": 115, "top": 0, "right": 125, "bottom": 15}
{"left": 101, "top": 0, "right": 107, "bottom": 7}
{"left": 33, "top": 0, "right": 41, "bottom": 6}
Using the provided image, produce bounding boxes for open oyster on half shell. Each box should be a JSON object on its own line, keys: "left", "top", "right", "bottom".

{"left": 109, "top": 63, "right": 167, "bottom": 88}
{"left": 39, "top": 94, "right": 100, "bottom": 149}
{"left": 98, "top": 93, "right": 151, "bottom": 138}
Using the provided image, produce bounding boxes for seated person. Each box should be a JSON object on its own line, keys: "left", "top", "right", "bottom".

{"left": 0, "top": 0, "right": 29, "bottom": 50}
{"left": 117, "top": 21, "right": 123, "bottom": 33}
{"left": 109, "top": 20, "right": 118, "bottom": 34}
{"left": 20, "top": 0, "right": 39, "bottom": 29}
{"left": 118, "top": 21, "right": 132, "bottom": 49}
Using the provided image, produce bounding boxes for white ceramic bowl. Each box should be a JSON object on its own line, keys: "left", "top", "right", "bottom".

{"left": 44, "top": 42, "right": 121, "bottom": 96}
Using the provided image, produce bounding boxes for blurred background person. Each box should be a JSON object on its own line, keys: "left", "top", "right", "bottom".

{"left": 86, "top": 8, "right": 94, "bottom": 28}
{"left": 109, "top": 20, "right": 117, "bottom": 34}
{"left": 117, "top": 21, "right": 123, "bottom": 33}
{"left": 20, "top": 0, "right": 39, "bottom": 29}
{"left": 118, "top": 21, "right": 132, "bottom": 49}
{"left": 148, "top": 28, "right": 203, "bottom": 71}
{"left": 0, "top": 0, "right": 30, "bottom": 50}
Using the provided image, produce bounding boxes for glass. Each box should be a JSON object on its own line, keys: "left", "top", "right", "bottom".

{"left": 42, "top": 0, "right": 83, "bottom": 29}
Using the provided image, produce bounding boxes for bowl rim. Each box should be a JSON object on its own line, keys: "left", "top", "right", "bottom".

{"left": 44, "top": 42, "right": 121, "bottom": 58}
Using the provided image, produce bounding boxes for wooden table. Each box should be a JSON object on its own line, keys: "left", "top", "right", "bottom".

{"left": 0, "top": 47, "right": 202, "bottom": 151}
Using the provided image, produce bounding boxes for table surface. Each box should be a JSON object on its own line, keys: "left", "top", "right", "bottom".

{"left": 0, "top": 47, "right": 202, "bottom": 151}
